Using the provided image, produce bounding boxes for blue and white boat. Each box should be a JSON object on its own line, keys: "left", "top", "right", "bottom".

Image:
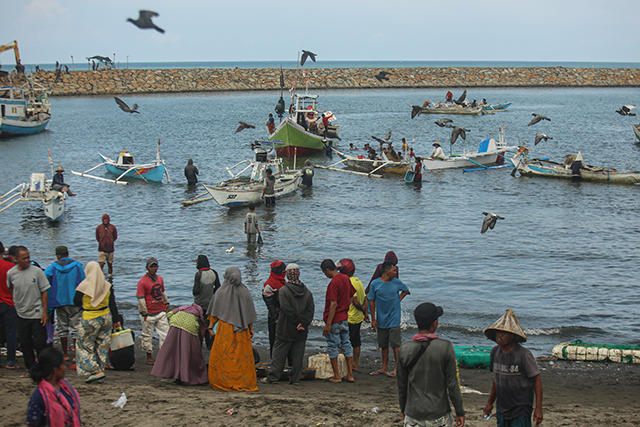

{"left": 72, "top": 140, "right": 170, "bottom": 184}
{"left": 481, "top": 102, "right": 512, "bottom": 112}
{"left": 0, "top": 84, "right": 51, "bottom": 137}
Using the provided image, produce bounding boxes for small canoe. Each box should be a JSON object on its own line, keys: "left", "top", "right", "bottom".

{"left": 633, "top": 124, "right": 640, "bottom": 142}
{"left": 482, "top": 102, "right": 512, "bottom": 112}
{"left": 514, "top": 157, "right": 640, "bottom": 185}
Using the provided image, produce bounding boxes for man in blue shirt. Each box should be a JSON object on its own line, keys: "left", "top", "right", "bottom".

{"left": 44, "top": 246, "right": 85, "bottom": 362}
{"left": 368, "top": 261, "right": 410, "bottom": 377}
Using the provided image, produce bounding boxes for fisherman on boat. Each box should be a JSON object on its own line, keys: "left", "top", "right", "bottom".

{"left": 119, "top": 149, "right": 134, "bottom": 165}
{"left": 401, "top": 138, "right": 409, "bottom": 152}
{"left": 570, "top": 152, "right": 587, "bottom": 182}
{"left": 446, "top": 91, "right": 453, "bottom": 103}
{"left": 266, "top": 114, "right": 276, "bottom": 135}
{"left": 52, "top": 166, "right": 76, "bottom": 196}
{"left": 428, "top": 142, "right": 446, "bottom": 161}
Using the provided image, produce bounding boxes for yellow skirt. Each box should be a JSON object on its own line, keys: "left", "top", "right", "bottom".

{"left": 208, "top": 317, "right": 257, "bottom": 392}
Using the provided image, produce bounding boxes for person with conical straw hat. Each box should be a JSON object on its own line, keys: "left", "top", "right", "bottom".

{"left": 483, "top": 309, "right": 543, "bottom": 426}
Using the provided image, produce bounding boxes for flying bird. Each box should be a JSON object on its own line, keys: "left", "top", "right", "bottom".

{"left": 127, "top": 10, "right": 165, "bottom": 34}
{"left": 450, "top": 126, "right": 470, "bottom": 145}
{"left": 114, "top": 97, "right": 140, "bottom": 114}
{"left": 410, "top": 104, "right": 423, "bottom": 119}
{"left": 300, "top": 50, "right": 317, "bottom": 66}
{"left": 527, "top": 113, "right": 551, "bottom": 126}
{"left": 454, "top": 90, "right": 467, "bottom": 105}
{"left": 435, "top": 118, "right": 454, "bottom": 128}
{"left": 374, "top": 71, "right": 392, "bottom": 82}
{"left": 534, "top": 133, "right": 553, "bottom": 146}
{"left": 372, "top": 131, "right": 392, "bottom": 145}
{"left": 615, "top": 105, "right": 636, "bottom": 116}
{"left": 481, "top": 212, "right": 504, "bottom": 234}
{"left": 235, "top": 121, "right": 255, "bottom": 134}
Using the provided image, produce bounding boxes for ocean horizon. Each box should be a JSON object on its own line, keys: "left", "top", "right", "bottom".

{"left": 19, "top": 59, "right": 640, "bottom": 72}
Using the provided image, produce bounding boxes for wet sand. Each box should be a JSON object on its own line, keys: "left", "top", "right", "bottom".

{"left": 2, "top": 343, "right": 640, "bottom": 426}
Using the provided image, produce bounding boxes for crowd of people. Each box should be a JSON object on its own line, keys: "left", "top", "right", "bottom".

{"left": 1, "top": 231, "right": 543, "bottom": 426}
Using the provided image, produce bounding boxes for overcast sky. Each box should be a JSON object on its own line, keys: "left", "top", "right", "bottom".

{"left": 2, "top": 0, "right": 639, "bottom": 65}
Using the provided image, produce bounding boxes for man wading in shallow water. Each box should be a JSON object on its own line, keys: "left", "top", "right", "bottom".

{"left": 262, "top": 168, "right": 276, "bottom": 207}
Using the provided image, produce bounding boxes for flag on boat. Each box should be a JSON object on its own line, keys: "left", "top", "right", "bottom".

{"left": 324, "top": 111, "right": 337, "bottom": 122}
{"left": 289, "top": 84, "right": 294, "bottom": 91}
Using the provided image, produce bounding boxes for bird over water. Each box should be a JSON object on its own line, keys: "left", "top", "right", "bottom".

{"left": 127, "top": 10, "right": 165, "bottom": 34}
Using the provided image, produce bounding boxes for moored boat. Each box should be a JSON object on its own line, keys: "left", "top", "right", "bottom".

{"left": 201, "top": 145, "right": 302, "bottom": 207}
{"left": 632, "top": 124, "right": 640, "bottom": 142}
{"left": 482, "top": 102, "right": 512, "bottom": 112}
{"left": 72, "top": 140, "right": 170, "bottom": 184}
{"left": 269, "top": 93, "right": 340, "bottom": 157}
{"left": 409, "top": 102, "right": 490, "bottom": 117}
{"left": 333, "top": 149, "right": 411, "bottom": 176}
{"left": 513, "top": 156, "right": 640, "bottom": 185}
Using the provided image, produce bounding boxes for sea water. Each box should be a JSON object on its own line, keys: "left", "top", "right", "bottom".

{"left": 1, "top": 87, "right": 639, "bottom": 355}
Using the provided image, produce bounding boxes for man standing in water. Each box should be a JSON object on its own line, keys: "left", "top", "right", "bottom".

{"left": 301, "top": 160, "right": 314, "bottom": 187}
{"left": 96, "top": 214, "right": 117, "bottom": 278}
{"left": 184, "top": 159, "right": 199, "bottom": 187}
{"left": 262, "top": 168, "right": 276, "bottom": 207}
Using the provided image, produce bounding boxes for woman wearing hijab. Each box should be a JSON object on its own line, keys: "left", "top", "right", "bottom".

{"left": 26, "top": 347, "right": 81, "bottom": 427}
{"left": 262, "top": 260, "right": 286, "bottom": 359}
{"left": 73, "top": 261, "right": 121, "bottom": 383}
{"left": 151, "top": 303, "right": 208, "bottom": 385}
{"left": 207, "top": 266, "right": 258, "bottom": 391}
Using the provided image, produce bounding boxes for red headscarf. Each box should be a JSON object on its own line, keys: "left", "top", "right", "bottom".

{"left": 264, "top": 260, "right": 286, "bottom": 292}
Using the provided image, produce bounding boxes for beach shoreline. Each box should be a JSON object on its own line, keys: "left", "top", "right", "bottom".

{"left": 2, "top": 343, "right": 639, "bottom": 426}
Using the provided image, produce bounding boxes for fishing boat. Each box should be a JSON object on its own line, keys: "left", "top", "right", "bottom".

{"left": 408, "top": 102, "right": 490, "bottom": 117}
{"left": 269, "top": 92, "right": 340, "bottom": 157}
{"left": 482, "top": 102, "right": 512, "bottom": 112}
{"left": 332, "top": 149, "right": 411, "bottom": 176}
{"left": 198, "top": 144, "right": 302, "bottom": 207}
{"left": 632, "top": 124, "right": 640, "bottom": 142}
{"left": 512, "top": 156, "right": 640, "bottom": 184}
{"left": 0, "top": 173, "right": 65, "bottom": 221}
{"left": 0, "top": 41, "right": 52, "bottom": 137}
{"left": 423, "top": 126, "right": 518, "bottom": 171}
{"left": 72, "top": 140, "right": 170, "bottom": 184}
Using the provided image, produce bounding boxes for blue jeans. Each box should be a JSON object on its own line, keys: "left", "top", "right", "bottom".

{"left": 326, "top": 320, "right": 353, "bottom": 359}
{"left": 0, "top": 303, "right": 17, "bottom": 367}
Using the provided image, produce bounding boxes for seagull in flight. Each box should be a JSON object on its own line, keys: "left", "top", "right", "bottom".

{"left": 127, "top": 10, "right": 165, "bottom": 34}
{"left": 615, "top": 105, "right": 636, "bottom": 116}
{"left": 454, "top": 90, "right": 467, "bottom": 105}
{"left": 435, "top": 118, "right": 454, "bottom": 128}
{"left": 235, "top": 122, "right": 255, "bottom": 134}
{"left": 534, "top": 133, "right": 553, "bottom": 146}
{"left": 481, "top": 212, "right": 504, "bottom": 234}
{"left": 300, "top": 50, "right": 317, "bottom": 66}
{"left": 374, "top": 71, "right": 392, "bottom": 82}
{"left": 114, "top": 97, "right": 140, "bottom": 114}
{"left": 372, "top": 131, "right": 392, "bottom": 145}
{"left": 450, "top": 126, "right": 470, "bottom": 145}
{"left": 527, "top": 113, "right": 551, "bottom": 126}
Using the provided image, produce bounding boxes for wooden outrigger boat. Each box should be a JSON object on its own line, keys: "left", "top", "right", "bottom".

{"left": 72, "top": 139, "right": 170, "bottom": 184}
{"left": 512, "top": 156, "right": 640, "bottom": 185}
{"left": 482, "top": 102, "right": 512, "bottom": 112}
{"left": 0, "top": 173, "right": 65, "bottom": 221}
{"left": 332, "top": 149, "right": 411, "bottom": 176}
{"left": 408, "top": 102, "right": 490, "bottom": 117}
{"left": 189, "top": 144, "right": 302, "bottom": 208}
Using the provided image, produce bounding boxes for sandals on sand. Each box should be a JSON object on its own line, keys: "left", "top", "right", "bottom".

{"left": 86, "top": 373, "right": 105, "bottom": 383}
{"left": 5, "top": 365, "right": 21, "bottom": 370}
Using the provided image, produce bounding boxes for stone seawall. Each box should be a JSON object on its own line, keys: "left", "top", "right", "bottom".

{"left": 9, "top": 67, "right": 640, "bottom": 96}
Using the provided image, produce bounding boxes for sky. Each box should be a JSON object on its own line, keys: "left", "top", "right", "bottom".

{"left": 2, "top": 0, "right": 639, "bottom": 65}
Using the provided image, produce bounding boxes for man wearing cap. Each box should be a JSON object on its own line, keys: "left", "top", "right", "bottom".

{"left": 368, "top": 261, "right": 410, "bottom": 377}
{"left": 429, "top": 141, "right": 446, "bottom": 160}
{"left": 397, "top": 302, "right": 465, "bottom": 427}
{"left": 52, "top": 165, "right": 76, "bottom": 196}
{"left": 96, "top": 213, "right": 117, "bottom": 277}
{"left": 136, "top": 257, "right": 170, "bottom": 365}
{"left": 483, "top": 309, "right": 543, "bottom": 426}
{"left": 44, "top": 245, "right": 85, "bottom": 362}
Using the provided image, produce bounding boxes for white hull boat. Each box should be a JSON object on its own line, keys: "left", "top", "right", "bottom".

{"left": 0, "top": 173, "right": 65, "bottom": 221}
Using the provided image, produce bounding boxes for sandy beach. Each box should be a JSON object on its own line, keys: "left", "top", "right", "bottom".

{"left": 2, "top": 342, "right": 639, "bottom": 427}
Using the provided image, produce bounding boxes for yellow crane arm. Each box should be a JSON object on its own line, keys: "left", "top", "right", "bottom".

{"left": 0, "top": 40, "right": 21, "bottom": 64}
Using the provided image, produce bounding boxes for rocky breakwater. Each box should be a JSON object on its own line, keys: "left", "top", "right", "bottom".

{"left": 24, "top": 67, "right": 640, "bottom": 96}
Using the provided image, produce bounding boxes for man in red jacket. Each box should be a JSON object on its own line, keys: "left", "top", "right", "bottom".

{"left": 95, "top": 213, "right": 118, "bottom": 277}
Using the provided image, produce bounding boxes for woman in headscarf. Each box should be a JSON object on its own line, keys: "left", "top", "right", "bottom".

{"left": 25, "top": 347, "right": 81, "bottom": 427}
{"left": 73, "top": 261, "right": 120, "bottom": 383}
{"left": 207, "top": 266, "right": 258, "bottom": 391}
{"left": 151, "top": 303, "right": 208, "bottom": 385}
{"left": 262, "top": 260, "right": 286, "bottom": 359}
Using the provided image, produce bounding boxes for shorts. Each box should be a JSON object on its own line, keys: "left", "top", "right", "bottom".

{"left": 403, "top": 413, "right": 453, "bottom": 427}
{"left": 496, "top": 413, "right": 532, "bottom": 427}
{"left": 348, "top": 321, "right": 362, "bottom": 348}
{"left": 264, "top": 196, "right": 276, "bottom": 206}
{"left": 247, "top": 233, "right": 257, "bottom": 244}
{"left": 377, "top": 325, "right": 401, "bottom": 349}
{"left": 55, "top": 305, "right": 82, "bottom": 339}
{"left": 99, "top": 251, "right": 114, "bottom": 263}
{"left": 325, "top": 320, "right": 353, "bottom": 359}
